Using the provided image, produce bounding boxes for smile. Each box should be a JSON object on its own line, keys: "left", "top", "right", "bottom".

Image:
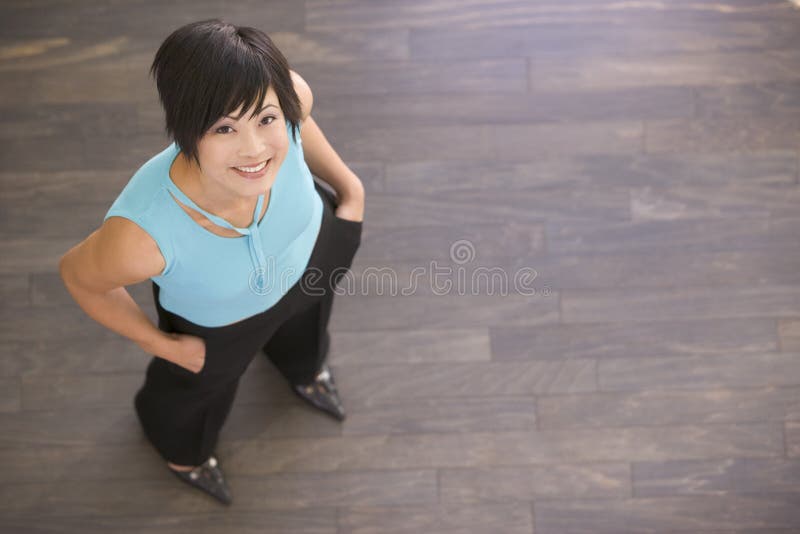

{"left": 233, "top": 160, "right": 268, "bottom": 173}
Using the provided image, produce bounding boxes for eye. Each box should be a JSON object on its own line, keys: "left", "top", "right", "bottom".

{"left": 215, "top": 125, "right": 234, "bottom": 134}
{"left": 261, "top": 115, "right": 276, "bottom": 126}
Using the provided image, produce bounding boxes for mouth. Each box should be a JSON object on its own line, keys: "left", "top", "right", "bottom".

{"left": 233, "top": 160, "right": 268, "bottom": 173}
{"left": 231, "top": 159, "right": 271, "bottom": 179}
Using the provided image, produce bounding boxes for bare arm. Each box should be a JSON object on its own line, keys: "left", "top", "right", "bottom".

{"left": 59, "top": 217, "right": 179, "bottom": 359}
{"left": 290, "top": 70, "right": 365, "bottom": 220}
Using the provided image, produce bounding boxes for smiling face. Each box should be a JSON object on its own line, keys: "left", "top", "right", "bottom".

{"left": 192, "top": 85, "right": 289, "bottom": 202}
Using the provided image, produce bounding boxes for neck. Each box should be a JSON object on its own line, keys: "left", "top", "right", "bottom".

{"left": 173, "top": 153, "right": 256, "bottom": 218}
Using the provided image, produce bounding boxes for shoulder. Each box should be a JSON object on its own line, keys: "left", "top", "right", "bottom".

{"left": 108, "top": 144, "right": 178, "bottom": 214}
{"left": 289, "top": 69, "right": 313, "bottom": 123}
{"left": 62, "top": 215, "right": 167, "bottom": 293}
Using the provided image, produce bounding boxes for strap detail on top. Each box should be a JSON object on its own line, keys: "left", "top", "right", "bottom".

{"left": 163, "top": 179, "right": 269, "bottom": 291}
{"left": 163, "top": 179, "right": 264, "bottom": 236}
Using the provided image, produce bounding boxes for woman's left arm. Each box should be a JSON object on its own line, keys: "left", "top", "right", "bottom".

{"left": 291, "top": 70, "right": 365, "bottom": 222}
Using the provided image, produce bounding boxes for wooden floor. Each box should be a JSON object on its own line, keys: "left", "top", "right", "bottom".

{"left": 2, "top": 0, "right": 800, "bottom": 532}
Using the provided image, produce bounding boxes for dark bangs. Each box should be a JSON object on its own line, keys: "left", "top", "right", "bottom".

{"left": 150, "top": 20, "right": 302, "bottom": 165}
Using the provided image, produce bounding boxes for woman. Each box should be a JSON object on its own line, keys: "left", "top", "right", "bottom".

{"left": 58, "top": 19, "right": 365, "bottom": 505}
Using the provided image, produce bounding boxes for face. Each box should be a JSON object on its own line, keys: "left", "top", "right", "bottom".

{"left": 193, "top": 85, "right": 288, "bottom": 200}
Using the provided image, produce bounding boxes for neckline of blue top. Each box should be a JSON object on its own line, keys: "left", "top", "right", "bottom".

{"left": 161, "top": 144, "right": 273, "bottom": 291}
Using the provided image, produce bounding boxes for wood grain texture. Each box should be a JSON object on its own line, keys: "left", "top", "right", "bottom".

{"left": 3, "top": 0, "right": 800, "bottom": 530}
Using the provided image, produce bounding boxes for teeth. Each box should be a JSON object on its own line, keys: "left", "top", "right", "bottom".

{"left": 235, "top": 160, "right": 267, "bottom": 173}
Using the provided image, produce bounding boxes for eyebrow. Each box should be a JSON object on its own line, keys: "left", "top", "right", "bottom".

{"left": 225, "top": 103, "right": 278, "bottom": 120}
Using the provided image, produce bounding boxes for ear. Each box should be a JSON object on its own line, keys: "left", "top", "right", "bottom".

{"left": 289, "top": 69, "right": 313, "bottom": 124}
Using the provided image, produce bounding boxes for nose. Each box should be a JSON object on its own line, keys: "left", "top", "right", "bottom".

{"left": 238, "top": 126, "right": 266, "bottom": 159}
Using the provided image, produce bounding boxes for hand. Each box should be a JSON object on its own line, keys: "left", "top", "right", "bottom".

{"left": 335, "top": 186, "right": 365, "bottom": 223}
{"left": 165, "top": 332, "right": 206, "bottom": 374}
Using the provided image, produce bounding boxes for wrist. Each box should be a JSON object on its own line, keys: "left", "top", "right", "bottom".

{"left": 137, "top": 331, "right": 177, "bottom": 359}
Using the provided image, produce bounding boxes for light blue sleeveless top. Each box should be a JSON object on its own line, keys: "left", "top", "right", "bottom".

{"left": 104, "top": 119, "right": 323, "bottom": 327}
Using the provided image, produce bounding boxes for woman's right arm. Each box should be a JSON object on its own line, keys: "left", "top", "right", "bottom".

{"left": 58, "top": 217, "right": 205, "bottom": 372}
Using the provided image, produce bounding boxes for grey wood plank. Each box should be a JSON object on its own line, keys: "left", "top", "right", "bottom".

{"left": 510, "top": 248, "right": 800, "bottom": 289}
{"left": 0, "top": 407, "right": 140, "bottom": 447}
{"left": 0, "top": 0, "right": 304, "bottom": 40}
{"left": 27, "top": 62, "right": 151, "bottom": 104}
{"left": 330, "top": 328, "right": 491, "bottom": 364}
{"left": 355, "top": 219, "right": 545, "bottom": 261}
{"left": 787, "top": 422, "right": 800, "bottom": 458}
{"left": 529, "top": 50, "right": 800, "bottom": 91}
{"left": 778, "top": 319, "right": 800, "bottom": 352}
{"left": 0, "top": 401, "right": 339, "bottom": 449}
{"left": 22, "top": 360, "right": 304, "bottom": 409}
{"left": 340, "top": 396, "right": 536, "bottom": 435}
{"left": 220, "top": 403, "right": 344, "bottom": 442}
{"left": 80, "top": 132, "right": 171, "bottom": 170}
{"left": 3, "top": 0, "right": 800, "bottom": 530}
{"left": 293, "top": 58, "right": 526, "bottom": 96}
{"left": 632, "top": 457, "right": 800, "bottom": 496}
{"left": 0, "top": 471, "right": 435, "bottom": 517}
{"left": 537, "top": 387, "right": 799, "bottom": 429}
{"left": 597, "top": 353, "right": 800, "bottom": 392}
{"left": 490, "top": 318, "right": 778, "bottom": 361}
{"left": 0, "top": 102, "right": 138, "bottom": 139}
{"left": 0, "top": 168, "right": 136, "bottom": 203}
{"left": 31, "top": 271, "right": 97, "bottom": 306}
{"left": 410, "top": 16, "right": 800, "bottom": 59}
{"left": 786, "top": 388, "right": 800, "bottom": 422}
{"left": 534, "top": 494, "right": 800, "bottom": 534}
{"left": 0, "top": 442, "right": 170, "bottom": 484}
{"left": 547, "top": 216, "right": 800, "bottom": 255}
{"left": 439, "top": 463, "right": 630, "bottom": 502}
{"left": 319, "top": 122, "right": 494, "bottom": 162}
{"left": 314, "top": 86, "right": 695, "bottom": 126}
{"left": 0, "top": 511, "right": 337, "bottom": 534}
{"left": 696, "top": 80, "right": 800, "bottom": 118}
{"left": 494, "top": 120, "right": 644, "bottom": 160}
{"left": 0, "top": 135, "right": 86, "bottom": 171}
{"left": 488, "top": 248, "right": 800, "bottom": 294}
{"left": 346, "top": 261, "right": 551, "bottom": 298}
{"left": 0, "top": 301, "right": 137, "bottom": 342}
{"left": 330, "top": 360, "right": 595, "bottom": 404}
{"left": 274, "top": 29, "right": 409, "bottom": 63}
{"left": 226, "top": 423, "right": 783, "bottom": 474}
{"left": 0, "top": 377, "right": 21, "bottom": 413}
{"left": 337, "top": 503, "right": 533, "bottom": 534}
{"left": 0, "top": 274, "right": 30, "bottom": 308}
{"left": 329, "top": 293, "right": 560, "bottom": 330}
{"left": 384, "top": 151, "right": 798, "bottom": 192}
{"left": 645, "top": 114, "right": 800, "bottom": 153}
{"left": 0, "top": 70, "right": 33, "bottom": 105}
{"left": 0, "top": 201, "right": 107, "bottom": 239}
{"left": 424, "top": 187, "right": 630, "bottom": 223}
{"left": 0, "top": 238, "right": 81, "bottom": 275}
{"left": 308, "top": 0, "right": 798, "bottom": 32}
{"left": 360, "top": 192, "right": 556, "bottom": 227}
{"left": 21, "top": 372, "right": 142, "bottom": 410}
{"left": 562, "top": 285, "right": 800, "bottom": 324}
{"left": 630, "top": 183, "right": 800, "bottom": 220}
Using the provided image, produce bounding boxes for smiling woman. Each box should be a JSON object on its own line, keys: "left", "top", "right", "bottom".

{"left": 57, "top": 19, "right": 365, "bottom": 505}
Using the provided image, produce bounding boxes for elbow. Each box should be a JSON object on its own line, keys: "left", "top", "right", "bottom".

{"left": 58, "top": 249, "right": 76, "bottom": 287}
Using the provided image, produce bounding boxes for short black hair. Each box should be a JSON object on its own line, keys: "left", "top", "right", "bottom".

{"left": 150, "top": 19, "right": 301, "bottom": 165}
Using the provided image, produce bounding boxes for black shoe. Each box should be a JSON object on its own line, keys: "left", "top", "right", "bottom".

{"left": 169, "top": 455, "right": 232, "bottom": 505}
{"left": 292, "top": 364, "right": 347, "bottom": 421}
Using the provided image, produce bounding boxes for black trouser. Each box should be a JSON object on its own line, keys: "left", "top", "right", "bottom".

{"left": 133, "top": 182, "right": 362, "bottom": 466}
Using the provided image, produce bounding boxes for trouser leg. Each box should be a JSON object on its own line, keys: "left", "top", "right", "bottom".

{"left": 134, "top": 367, "right": 239, "bottom": 466}
{"left": 261, "top": 289, "right": 334, "bottom": 385}
{"left": 134, "top": 282, "right": 265, "bottom": 466}
{"left": 261, "top": 181, "right": 361, "bottom": 386}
